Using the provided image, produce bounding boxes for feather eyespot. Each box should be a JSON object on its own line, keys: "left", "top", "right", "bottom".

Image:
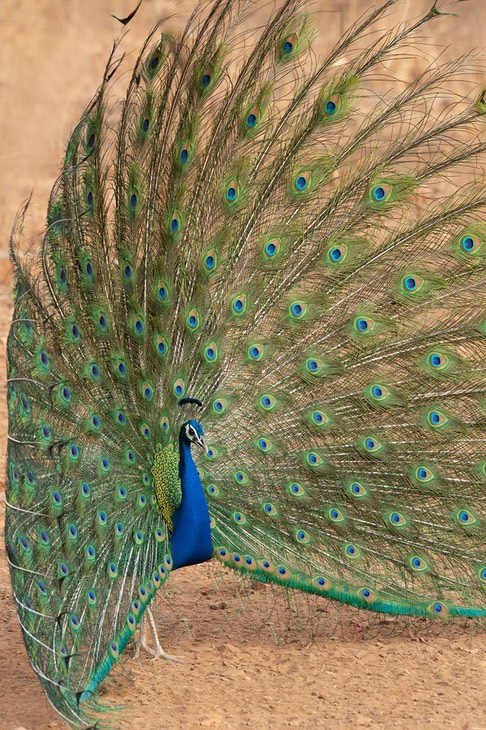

{"left": 458, "top": 233, "right": 482, "bottom": 254}
{"left": 263, "top": 238, "right": 280, "bottom": 258}
{"left": 225, "top": 180, "right": 239, "bottom": 203}
{"left": 313, "top": 576, "right": 331, "bottom": 590}
{"left": 359, "top": 588, "right": 376, "bottom": 603}
{"left": 311, "top": 409, "right": 328, "bottom": 426}
{"left": 248, "top": 344, "right": 264, "bottom": 361}
{"left": 212, "top": 399, "right": 226, "bottom": 414}
{"left": 415, "top": 466, "right": 434, "bottom": 483}
{"left": 156, "top": 336, "right": 168, "bottom": 356}
{"left": 288, "top": 482, "right": 305, "bottom": 497}
{"left": 295, "top": 529, "right": 310, "bottom": 543}
{"left": 178, "top": 140, "right": 192, "bottom": 165}
{"left": 289, "top": 300, "right": 307, "bottom": 319}
{"left": 60, "top": 385, "right": 71, "bottom": 402}
{"left": 347, "top": 480, "right": 365, "bottom": 498}
{"left": 306, "top": 357, "right": 322, "bottom": 373}
{"left": 306, "top": 451, "right": 323, "bottom": 467}
{"left": 429, "top": 602, "right": 449, "bottom": 618}
{"left": 170, "top": 212, "right": 181, "bottom": 234}
{"left": 327, "top": 244, "right": 348, "bottom": 263}
{"left": 427, "top": 352, "right": 448, "bottom": 370}
{"left": 263, "top": 502, "right": 278, "bottom": 516}
{"left": 401, "top": 274, "right": 424, "bottom": 293}
{"left": 173, "top": 378, "right": 185, "bottom": 397}
{"left": 328, "top": 507, "right": 345, "bottom": 523}
{"left": 280, "top": 33, "right": 298, "bottom": 58}
{"left": 160, "top": 415, "right": 169, "bottom": 431}
{"left": 363, "top": 436, "right": 382, "bottom": 454}
{"left": 455, "top": 509, "right": 477, "bottom": 526}
{"left": 355, "top": 316, "right": 374, "bottom": 333}
{"left": 323, "top": 95, "right": 341, "bottom": 116}
{"left": 344, "top": 543, "right": 360, "bottom": 558}
{"left": 245, "top": 106, "right": 259, "bottom": 130}
{"left": 257, "top": 437, "right": 273, "bottom": 452}
{"left": 294, "top": 171, "right": 311, "bottom": 192}
{"left": 370, "top": 183, "right": 392, "bottom": 203}
{"left": 232, "top": 294, "right": 247, "bottom": 315}
{"left": 204, "top": 249, "right": 218, "bottom": 272}
{"left": 187, "top": 309, "right": 200, "bottom": 330}
{"left": 217, "top": 548, "right": 230, "bottom": 561}
{"left": 133, "top": 316, "right": 144, "bottom": 334}
{"left": 427, "top": 409, "right": 447, "bottom": 428}
{"left": 69, "top": 443, "right": 80, "bottom": 459}
{"left": 141, "top": 424, "right": 151, "bottom": 439}
{"left": 204, "top": 343, "right": 218, "bottom": 362}
{"left": 370, "top": 385, "right": 388, "bottom": 401}
{"left": 388, "top": 511, "right": 407, "bottom": 527}
{"left": 157, "top": 281, "right": 169, "bottom": 301}
{"left": 408, "top": 555, "right": 428, "bottom": 573}
{"left": 142, "top": 383, "right": 153, "bottom": 400}
{"left": 259, "top": 559, "right": 274, "bottom": 572}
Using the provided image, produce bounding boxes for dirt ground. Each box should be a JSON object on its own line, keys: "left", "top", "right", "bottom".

{"left": 1, "top": 1, "right": 486, "bottom": 729}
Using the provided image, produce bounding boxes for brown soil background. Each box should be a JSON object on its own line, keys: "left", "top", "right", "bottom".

{"left": 0, "top": 1, "right": 485, "bottom": 728}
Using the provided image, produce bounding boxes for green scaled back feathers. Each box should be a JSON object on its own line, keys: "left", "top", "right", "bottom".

{"left": 5, "top": 0, "right": 486, "bottom": 727}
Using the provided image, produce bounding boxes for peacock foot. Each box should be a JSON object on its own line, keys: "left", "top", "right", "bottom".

{"left": 133, "top": 607, "right": 184, "bottom": 664}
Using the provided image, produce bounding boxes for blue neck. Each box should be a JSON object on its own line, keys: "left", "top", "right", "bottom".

{"left": 170, "top": 434, "right": 213, "bottom": 570}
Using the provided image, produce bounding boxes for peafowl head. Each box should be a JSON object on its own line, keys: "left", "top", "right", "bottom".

{"left": 181, "top": 419, "right": 208, "bottom": 453}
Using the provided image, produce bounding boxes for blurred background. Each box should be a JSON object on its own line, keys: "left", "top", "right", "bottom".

{"left": 0, "top": 0, "right": 485, "bottom": 260}
{"left": 0, "top": 4, "right": 485, "bottom": 728}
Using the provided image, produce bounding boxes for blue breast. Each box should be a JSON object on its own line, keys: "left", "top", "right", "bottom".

{"left": 170, "top": 436, "right": 213, "bottom": 570}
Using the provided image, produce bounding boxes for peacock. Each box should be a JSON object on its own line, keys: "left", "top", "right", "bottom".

{"left": 5, "top": 0, "right": 486, "bottom": 726}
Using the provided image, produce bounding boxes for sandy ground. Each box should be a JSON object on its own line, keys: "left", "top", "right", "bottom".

{"left": 1, "top": 1, "right": 486, "bottom": 729}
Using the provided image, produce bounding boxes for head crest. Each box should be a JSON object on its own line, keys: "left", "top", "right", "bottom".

{"left": 178, "top": 397, "right": 203, "bottom": 408}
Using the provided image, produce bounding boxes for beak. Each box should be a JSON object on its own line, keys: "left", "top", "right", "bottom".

{"left": 197, "top": 436, "right": 209, "bottom": 454}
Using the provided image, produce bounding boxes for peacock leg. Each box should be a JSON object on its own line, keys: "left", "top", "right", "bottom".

{"left": 133, "top": 607, "right": 185, "bottom": 663}
{"left": 132, "top": 614, "right": 154, "bottom": 659}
